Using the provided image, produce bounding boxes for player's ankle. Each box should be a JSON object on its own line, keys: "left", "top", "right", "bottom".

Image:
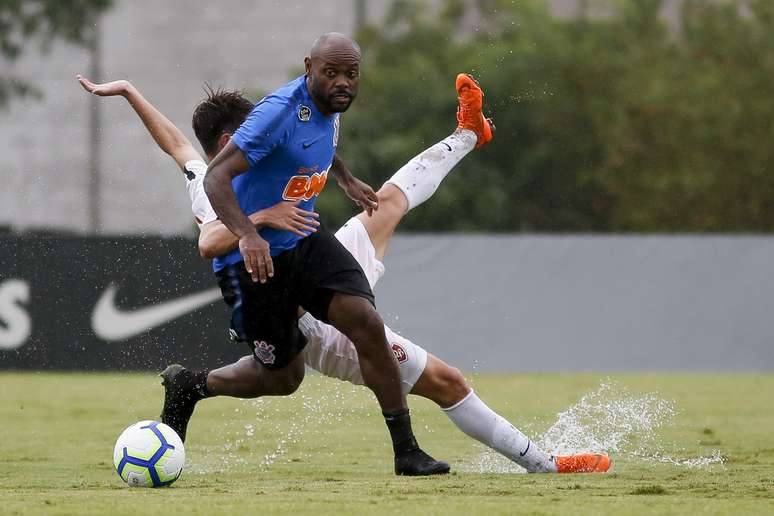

{"left": 383, "top": 408, "right": 420, "bottom": 454}
{"left": 188, "top": 370, "right": 211, "bottom": 401}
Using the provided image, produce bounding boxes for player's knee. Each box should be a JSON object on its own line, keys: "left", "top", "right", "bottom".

{"left": 344, "top": 304, "right": 384, "bottom": 343}
{"left": 377, "top": 187, "right": 408, "bottom": 216}
{"left": 426, "top": 365, "right": 470, "bottom": 408}
{"left": 443, "top": 366, "right": 471, "bottom": 402}
{"left": 270, "top": 365, "right": 305, "bottom": 396}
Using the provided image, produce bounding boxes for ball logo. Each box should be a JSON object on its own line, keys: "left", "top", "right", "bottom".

{"left": 391, "top": 343, "right": 408, "bottom": 363}
{"left": 254, "top": 340, "right": 276, "bottom": 365}
{"left": 298, "top": 105, "right": 312, "bottom": 122}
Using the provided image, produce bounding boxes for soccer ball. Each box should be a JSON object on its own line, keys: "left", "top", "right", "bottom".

{"left": 113, "top": 420, "right": 185, "bottom": 487}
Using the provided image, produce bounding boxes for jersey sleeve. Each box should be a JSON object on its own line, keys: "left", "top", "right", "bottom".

{"left": 183, "top": 159, "right": 218, "bottom": 226}
{"left": 231, "top": 98, "right": 293, "bottom": 168}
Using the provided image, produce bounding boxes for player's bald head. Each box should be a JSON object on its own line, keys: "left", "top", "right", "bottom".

{"left": 304, "top": 33, "right": 362, "bottom": 115}
{"left": 309, "top": 32, "right": 361, "bottom": 63}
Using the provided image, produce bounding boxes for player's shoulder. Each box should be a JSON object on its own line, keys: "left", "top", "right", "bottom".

{"left": 252, "top": 76, "right": 309, "bottom": 121}
{"left": 182, "top": 158, "right": 207, "bottom": 181}
{"left": 266, "top": 75, "right": 307, "bottom": 104}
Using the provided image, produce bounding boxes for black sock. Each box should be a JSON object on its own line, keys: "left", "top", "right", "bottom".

{"left": 383, "top": 408, "right": 419, "bottom": 455}
{"left": 191, "top": 370, "right": 210, "bottom": 401}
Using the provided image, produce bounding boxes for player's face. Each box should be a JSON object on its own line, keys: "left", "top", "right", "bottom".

{"left": 306, "top": 53, "right": 360, "bottom": 114}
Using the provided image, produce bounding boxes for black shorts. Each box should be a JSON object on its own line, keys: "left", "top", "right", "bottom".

{"left": 215, "top": 226, "right": 375, "bottom": 370}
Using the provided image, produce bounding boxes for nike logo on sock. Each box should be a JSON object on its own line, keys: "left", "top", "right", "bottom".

{"left": 519, "top": 440, "right": 531, "bottom": 457}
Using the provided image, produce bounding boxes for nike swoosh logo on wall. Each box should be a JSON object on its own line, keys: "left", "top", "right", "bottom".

{"left": 91, "top": 283, "right": 222, "bottom": 341}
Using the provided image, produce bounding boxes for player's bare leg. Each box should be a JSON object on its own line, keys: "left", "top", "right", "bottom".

{"left": 207, "top": 354, "right": 305, "bottom": 397}
{"left": 326, "top": 292, "right": 450, "bottom": 475}
{"left": 356, "top": 184, "right": 407, "bottom": 261}
{"left": 160, "top": 354, "right": 305, "bottom": 442}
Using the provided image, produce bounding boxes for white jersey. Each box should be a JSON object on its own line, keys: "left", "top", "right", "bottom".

{"left": 186, "top": 167, "right": 427, "bottom": 394}
{"left": 184, "top": 160, "right": 218, "bottom": 227}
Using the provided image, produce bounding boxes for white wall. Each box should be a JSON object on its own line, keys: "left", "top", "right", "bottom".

{"left": 0, "top": 0, "right": 387, "bottom": 236}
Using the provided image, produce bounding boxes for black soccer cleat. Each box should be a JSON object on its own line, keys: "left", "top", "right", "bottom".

{"left": 159, "top": 364, "right": 201, "bottom": 443}
{"left": 394, "top": 448, "right": 451, "bottom": 476}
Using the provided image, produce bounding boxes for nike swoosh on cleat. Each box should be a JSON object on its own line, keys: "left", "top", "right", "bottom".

{"left": 519, "top": 440, "right": 531, "bottom": 457}
{"left": 91, "top": 283, "right": 221, "bottom": 341}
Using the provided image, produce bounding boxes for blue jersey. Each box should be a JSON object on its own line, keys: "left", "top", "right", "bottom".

{"left": 213, "top": 75, "right": 340, "bottom": 272}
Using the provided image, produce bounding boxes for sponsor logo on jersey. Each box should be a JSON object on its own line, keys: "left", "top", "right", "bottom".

{"left": 333, "top": 115, "right": 340, "bottom": 147}
{"left": 298, "top": 105, "right": 312, "bottom": 122}
{"left": 391, "top": 343, "right": 408, "bottom": 363}
{"left": 253, "top": 340, "right": 276, "bottom": 364}
{"left": 282, "top": 166, "right": 329, "bottom": 201}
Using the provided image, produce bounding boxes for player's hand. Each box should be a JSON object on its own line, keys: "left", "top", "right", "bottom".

{"left": 238, "top": 232, "right": 273, "bottom": 283}
{"left": 255, "top": 201, "right": 320, "bottom": 236}
{"left": 341, "top": 177, "right": 379, "bottom": 216}
{"left": 76, "top": 74, "right": 131, "bottom": 97}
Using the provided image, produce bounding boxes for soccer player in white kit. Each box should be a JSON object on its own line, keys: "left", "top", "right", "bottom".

{"left": 77, "top": 73, "right": 609, "bottom": 474}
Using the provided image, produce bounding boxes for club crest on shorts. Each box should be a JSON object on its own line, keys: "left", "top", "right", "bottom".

{"left": 253, "top": 340, "right": 276, "bottom": 364}
{"left": 391, "top": 343, "right": 408, "bottom": 363}
{"left": 298, "top": 105, "right": 312, "bottom": 122}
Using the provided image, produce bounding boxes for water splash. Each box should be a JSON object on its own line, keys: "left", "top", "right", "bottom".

{"left": 466, "top": 381, "right": 724, "bottom": 474}
{"left": 539, "top": 381, "right": 676, "bottom": 455}
{"left": 188, "top": 379, "right": 365, "bottom": 474}
{"left": 191, "top": 378, "right": 724, "bottom": 476}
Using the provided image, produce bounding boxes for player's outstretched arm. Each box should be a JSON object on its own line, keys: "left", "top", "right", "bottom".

{"left": 76, "top": 74, "right": 201, "bottom": 169}
{"left": 331, "top": 154, "right": 379, "bottom": 216}
{"left": 198, "top": 201, "right": 320, "bottom": 259}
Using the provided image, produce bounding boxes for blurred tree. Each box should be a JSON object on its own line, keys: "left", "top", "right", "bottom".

{"left": 321, "top": 0, "right": 774, "bottom": 232}
{"left": 0, "top": 0, "right": 113, "bottom": 109}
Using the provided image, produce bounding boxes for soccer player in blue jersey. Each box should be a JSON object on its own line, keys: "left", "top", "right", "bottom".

{"left": 201, "top": 33, "right": 448, "bottom": 476}
{"left": 77, "top": 69, "right": 611, "bottom": 475}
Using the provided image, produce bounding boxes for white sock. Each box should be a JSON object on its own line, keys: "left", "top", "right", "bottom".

{"left": 386, "top": 129, "right": 477, "bottom": 210}
{"left": 443, "top": 391, "right": 557, "bottom": 473}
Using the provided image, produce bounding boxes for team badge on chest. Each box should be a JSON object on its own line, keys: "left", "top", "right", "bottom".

{"left": 298, "top": 105, "right": 312, "bottom": 122}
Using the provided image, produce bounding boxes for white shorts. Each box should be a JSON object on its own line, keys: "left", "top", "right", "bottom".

{"left": 299, "top": 217, "right": 428, "bottom": 394}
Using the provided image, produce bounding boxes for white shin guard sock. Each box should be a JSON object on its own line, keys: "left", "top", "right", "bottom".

{"left": 443, "top": 391, "right": 557, "bottom": 473}
{"left": 386, "top": 129, "right": 477, "bottom": 210}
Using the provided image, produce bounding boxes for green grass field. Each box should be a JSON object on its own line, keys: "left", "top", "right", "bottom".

{"left": 1, "top": 372, "right": 772, "bottom": 515}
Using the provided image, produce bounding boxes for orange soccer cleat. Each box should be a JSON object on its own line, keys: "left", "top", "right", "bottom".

{"left": 555, "top": 453, "right": 612, "bottom": 474}
{"left": 455, "top": 73, "right": 494, "bottom": 148}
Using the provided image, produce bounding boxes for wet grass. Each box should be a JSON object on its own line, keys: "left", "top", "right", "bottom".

{"left": 1, "top": 372, "right": 772, "bottom": 515}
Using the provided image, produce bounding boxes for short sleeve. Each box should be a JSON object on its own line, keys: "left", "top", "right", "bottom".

{"left": 231, "top": 98, "right": 292, "bottom": 167}
{"left": 183, "top": 159, "right": 218, "bottom": 226}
